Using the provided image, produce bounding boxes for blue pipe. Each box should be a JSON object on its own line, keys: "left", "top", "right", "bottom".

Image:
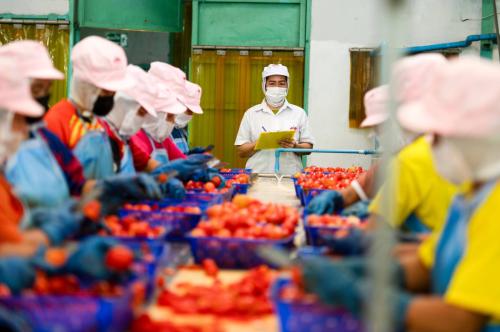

{"left": 274, "top": 148, "right": 378, "bottom": 174}
{"left": 371, "top": 33, "right": 498, "bottom": 56}
{"left": 406, "top": 33, "right": 497, "bottom": 54}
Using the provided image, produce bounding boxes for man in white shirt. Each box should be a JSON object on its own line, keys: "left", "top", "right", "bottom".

{"left": 234, "top": 64, "right": 315, "bottom": 175}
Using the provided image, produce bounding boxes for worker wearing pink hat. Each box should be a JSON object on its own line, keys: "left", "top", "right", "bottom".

{"left": 130, "top": 72, "right": 188, "bottom": 172}
{"left": 171, "top": 80, "right": 206, "bottom": 154}
{"left": 0, "top": 56, "right": 64, "bottom": 245}
{"left": 102, "top": 64, "right": 159, "bottom": 175}
{"left": 44, "top": 36, "right": 133, "bottom": 180}
{"left": 0, "top": 40, "right": 64, "bottom": 115}
{"left": 307, "top": 53, "right": 454, "bottom": 239}
{"left": 382, "top": 56, "right": 500, "bottom": 332}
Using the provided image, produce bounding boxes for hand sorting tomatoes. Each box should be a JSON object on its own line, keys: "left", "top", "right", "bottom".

{"left": 190, "top": 195, "right": 299, "bottom": 239}
{"left": 156, "top": 264, "right": 276, "bottom": 318}
{"left": 102, "top": 215, "right": 164, "bottom": 238}
{"left": 307, "top": 214, "right": 364, "bottom": 228}
{"left": 295, "top": 166, "right": 365, "bottom": 191}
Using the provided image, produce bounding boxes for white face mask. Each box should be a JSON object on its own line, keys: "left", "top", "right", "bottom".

{"left": 0, "top": 111, "right": 24, "bottom": 165}
{"left": 143, "top": 113, "right": 175, "bottom": 142}
{"left": 119, "top": 110, "right": 146, "bottom": 139}
{"left": 175, "top": 113, "right": 193, "bottom": 129}
{"left": 265, "top": 87, "right": 288, "bottom": 108}
{"left": 432, "top": 139, "right": 472, "bottom": 185}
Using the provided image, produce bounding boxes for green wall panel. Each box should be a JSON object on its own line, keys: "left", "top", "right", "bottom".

{"left": 193, "top": 0, "right": 305, "bottom": 47}
{"left": 78, "top": 0, "right": 183, "bottom": 32}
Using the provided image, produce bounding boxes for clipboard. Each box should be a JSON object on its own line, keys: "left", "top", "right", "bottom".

{"left": 254, "top": 130, "right": 295, "bottom": 150}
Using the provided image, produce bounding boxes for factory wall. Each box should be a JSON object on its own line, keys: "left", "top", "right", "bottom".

{"left": 0, "top": 0, "right": 69, "bottom": 15}
{"left": 307, "top": 0, "right": 483, "bottom": 168}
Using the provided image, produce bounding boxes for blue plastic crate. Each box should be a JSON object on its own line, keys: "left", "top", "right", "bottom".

{"left": 271, "top": 278, "right": 363, "bottom": 332}
{"left": 232, "top": 183, "right": 250, "bottom": 195}
{"left": 0, "top": 280, "right": 137, "bottom": 332}
{"left": 187, "top": 234, "right": 295, "bottom": 269}
{"left": 219, "top": 168, "right": 252, "bottom": 179}
{"left": 303, "top": 214, "right": 346, "bottom": 247}
{"left": 105, "top": 228, "right": 168, "bottom": 260}
{"left": 119, "top": 208, "right": 202, "bottom": 241}
{"left": 186, "top": 186, "right": 234, "bottom": 204}
{"left": 303, "top": 188, "right": 327, "bottom": 207}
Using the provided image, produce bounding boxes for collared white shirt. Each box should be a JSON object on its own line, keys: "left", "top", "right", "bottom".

{"left": 234, "top": 99, "right": 315, "bottom": 175}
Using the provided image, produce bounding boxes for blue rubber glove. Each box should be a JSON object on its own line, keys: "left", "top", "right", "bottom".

{"left": 160, "top": 178, "right": 186, "bottom": 200}
{"left": 341, "top": 200, "right": 370, "bottom": 219}
{"left": 96, "top": 173, "right": 162, "bottom": 215}
{"left": 300, "top": 255, "right": 412, "bottom": 328}
{"left": 322, "top": 228, "right": 370, "bottom": 256}
{"left": 208, "top": 170, "right": 226, "bottom": 189}
{"left": 152, "top": 154, "right": 212, "bottom": 182}
{"left": 0, "top": 257, "right": 36, "bottom": 295}
{"left": 30, "top": 201, "right": 84, "bottom": 246}
{"left": 64, "top": 237, "right": 120, "bottom": 281}
{"left": 305, "top": 190, "right": 344, "bottom": 215}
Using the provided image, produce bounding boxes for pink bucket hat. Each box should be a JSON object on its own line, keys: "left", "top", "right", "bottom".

{"left": 0, "top": 40, "right": 64, "bottom": 80}
{"left": 0, "top": 57, "right": 43, "bottom": 117}
{"left": 122, "top": 65, "right": 157, "bottom": 117}
{"left": 360, "top": 85, "right": 389, "bottom": 128}
{"left": 398, "top": 56, "right": 500, "bottom": 138}
{"left": 71, "top": 36, "right": 134, "bottom": 92}
{"left": 148, "top": 74, "right": 186, "bottom": 115}
{"left": 184, "top": 80, "right": 203, "bottom": 114}
{"left": 148, "top": 62, "right": 188, "bottom": 106}
{"left": 392, "top": 53, "right": 447, "bottom": 104}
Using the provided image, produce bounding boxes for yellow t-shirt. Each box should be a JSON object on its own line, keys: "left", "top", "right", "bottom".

{"left": 420, "top": 181, "right": 500, "bottom": 321}
{"left": 369, "top": 137, "right": 458, "bottom": 231}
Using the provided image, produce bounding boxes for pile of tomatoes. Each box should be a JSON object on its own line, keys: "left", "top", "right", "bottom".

{"left": 303, "top": 166, "right": 364, "bottom": 174}
{"left": 295, "top": 167, "right": 365, "bottom": 191}
{"left": 161, "top": 206, "right": 202, "bottom": 214}
{"left": 102, "top": 215, "right": 164, "bottom": 238}
{"left": 156, "top": 264, "right": 275, "bottom": 318}
{"left": 122, "top": 203, "right": 202, "bottom": 215}
{"left": 30, "top": 272, "right": 127, "bottom": 297}
{"left": 307, "top": 214, "right": 364, "bottom": 228}
{"left": 185, "top": 180, "right": 230, "bottom": 194}
{"left": 225, "top": 173, "right": 250, "bottom": 187}
{"left": 190, "top": 195, "right": 298, "bottom": 239}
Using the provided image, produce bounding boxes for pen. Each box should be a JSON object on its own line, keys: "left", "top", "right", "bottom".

{"left": 262, "top": 126, "right": 267, "bottom": 132}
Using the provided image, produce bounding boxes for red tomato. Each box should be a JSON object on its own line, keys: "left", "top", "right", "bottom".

{"left": 105, "top": 245, "right": 134, "bottom": 272}
{"left": 211, "top": 176, "right": 221, "bottom": 188}
{"left": 204, "top": 182, "right": 216, "bottom": 192}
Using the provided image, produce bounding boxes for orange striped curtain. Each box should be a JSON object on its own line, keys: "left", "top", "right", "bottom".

{"left": 190, "top": 50, "right": 304, "bottom": 168}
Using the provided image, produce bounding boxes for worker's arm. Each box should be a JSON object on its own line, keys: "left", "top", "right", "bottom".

{"left": 237, "top": 142, "right": 259, "bottom": 158}
{"left": 340, "top": 186, "right": 361, "bottom": 206}
{"left": 406, "top": 297, "right": 487, "bottom": 332}
{"left": 0, "top": 230, "right": 50, "bottom": 258}
{"left": 399, "top": 252, "right": 431, "bottom": 293}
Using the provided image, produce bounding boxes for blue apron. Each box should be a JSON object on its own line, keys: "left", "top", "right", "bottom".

{"left": 119, "top": 144, "right": 136, "bottom": 175}
{"left": 5, "top": 132, "right": 70, "bottom": 210}
{"left": 147, "top": 134, "right": 169, "bottom": 165}
{"left": 432, "top": 181, "right": 500, "bottom": 332}
{"left": 73, "top": 131, "right": 114, "bottom": 180}
{"left": 402, "top": 213, "right": 431, "bottom": 234}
